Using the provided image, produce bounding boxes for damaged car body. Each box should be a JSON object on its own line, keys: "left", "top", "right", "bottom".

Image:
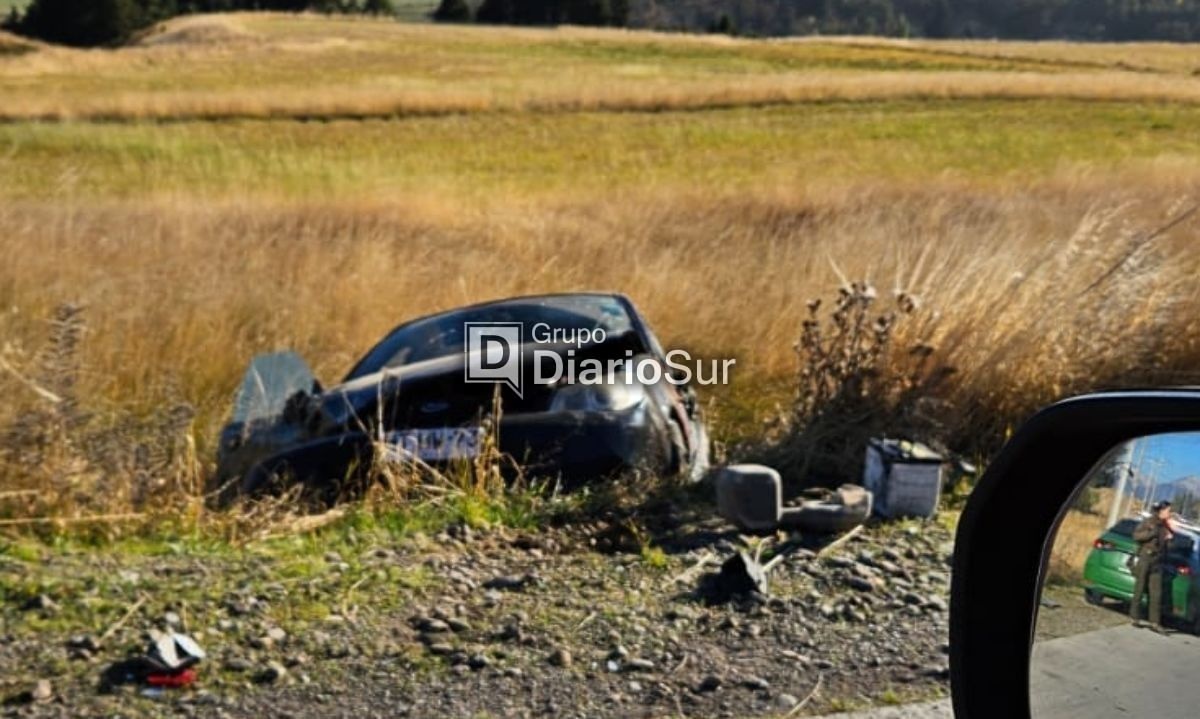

{"left": 216, "top": 293, "right": 710, "bottom": 501}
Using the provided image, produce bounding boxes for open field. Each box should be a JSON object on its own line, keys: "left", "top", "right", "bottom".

{"left": 3, "top": 13, "right": 1200, "bottom": 520}
{"left": 6, "top": 101, "right": 1200, "bottom": 200}
{"left": 7, "top": 14, "right": 1200, "bottom": 121}
{"left": 1, "top": 13, "right": 1199, "bottom": 716}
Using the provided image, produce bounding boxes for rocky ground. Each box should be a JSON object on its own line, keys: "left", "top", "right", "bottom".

{"left": 0, "top": 508, "right": 953, "bottom": 718}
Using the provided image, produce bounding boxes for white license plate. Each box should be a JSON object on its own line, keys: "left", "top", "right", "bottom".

{"left": 383, "top": 427, "right": 482, "bottom": 462}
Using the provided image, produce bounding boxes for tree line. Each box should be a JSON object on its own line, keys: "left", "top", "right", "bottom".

{"left": 9, "top": 0, "right": 1200, "bottom": 47}
{"left": 626, "top": 0, "right": 1200, "bottom": 40}
{"left": 4, "top": 0, "right": 395, "bottom": 47}
{"left": 400, "top": 0, "right": 1200, "bottom": 40}
{"left": 434, "top": 0, "right": 628, "bottom": 26}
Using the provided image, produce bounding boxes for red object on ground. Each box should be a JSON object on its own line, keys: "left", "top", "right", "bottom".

{"left": 146, "top": 668, "right": 198, "bottom": 687}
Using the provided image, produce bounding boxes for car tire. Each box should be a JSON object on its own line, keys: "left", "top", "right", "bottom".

{"left": 1084, "top": 589, "right": 1104, "bottom": 606}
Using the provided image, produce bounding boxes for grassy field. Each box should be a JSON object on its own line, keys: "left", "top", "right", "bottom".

{"left": 9, "top": 15, "right": 1200, "bottom": 121}
{"left": 3, "top": 13, "right": 1200, "bottom": 529}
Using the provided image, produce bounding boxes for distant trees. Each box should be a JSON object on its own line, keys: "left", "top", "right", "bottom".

{"left": 16, "top": 0, "right": 164, "bottom": 46}
{"left": 363, "top": 0, "right": 398, "bottom": 14}
{"left": 629, "top": 0, "right": 1200, "bottom": 40}
{"left": 708, "top": 13, "right": 734, "bottom": 34}
{"left": 13, "top": 0, "right": 1200, "bottom": 46}
{"left": 11, "top": 0, "right": 398, "bottom": 46}
{"left": 468, "top": 0, "right": 628, "bottom": 26}
{"left": 433, "top": 0, "right": 472, "bottom": 21}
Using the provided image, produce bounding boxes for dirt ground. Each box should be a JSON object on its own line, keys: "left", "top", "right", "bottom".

{"left": 0, "top": 510, "right": 954, "bottom": 718}
{"left": 1036, "top": 583, "right": 1144, "bottom": 642}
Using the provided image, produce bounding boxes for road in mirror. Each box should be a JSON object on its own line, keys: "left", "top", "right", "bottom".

{"left": 1034, "top": 432, "right": 1200, "bottom": 718}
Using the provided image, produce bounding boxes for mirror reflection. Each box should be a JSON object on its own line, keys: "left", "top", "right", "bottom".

{"left": 1034, "top": 432, "right": 1200, "bottom": 718}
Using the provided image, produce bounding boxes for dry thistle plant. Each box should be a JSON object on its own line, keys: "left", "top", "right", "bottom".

{"left": 757, "top": 281, "right": 955, "bottom": 489}
{"left": 0, "top": 304, "right": 201, "bottom": 532}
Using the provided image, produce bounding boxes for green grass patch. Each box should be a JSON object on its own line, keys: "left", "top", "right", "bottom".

{"left": 4, "top": 99, "right": 1200, "bottom": 201}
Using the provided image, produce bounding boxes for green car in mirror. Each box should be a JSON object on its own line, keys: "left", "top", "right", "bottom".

{"left": 950, "top": 391, "right": 1200, "bottom": 719}
{"left": 1081, "top": 517, "right": 1200, "bottom": 631}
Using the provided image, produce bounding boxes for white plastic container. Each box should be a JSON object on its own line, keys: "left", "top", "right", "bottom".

{"left": 863, "top": 439, "right": 944, "bottom": 519}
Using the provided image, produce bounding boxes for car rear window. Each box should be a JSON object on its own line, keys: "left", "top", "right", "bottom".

{"left": 1171, "top": 533, "right": 1196, "bottom": 554}
{"left": 1108, "top": 518, "right": 1139, "bottom": 537}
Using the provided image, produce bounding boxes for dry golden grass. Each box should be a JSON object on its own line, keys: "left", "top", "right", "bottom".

{"left": 814, "top": 36, "right": 1200, "bottom": 75}
{"left": 1046, "top": 487, "right": 1150, "bottom": 584}
{"left": 4, "top": 15, "right": 1200, "bottom": 529}
{"left": 5, "top": 13, "right": 1200, "bottom": 122}
{"left": 12, "top": 70, "right": 1200, "bottom": 123}
{"left": 3, "top": 179, "right": 1199, "bottom": 457}
{"left": 1046, "top": 501, "right": 1112, "bottom": 584}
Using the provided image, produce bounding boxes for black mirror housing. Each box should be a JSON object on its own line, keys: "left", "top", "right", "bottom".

{"left": 951, "top": 390, "right": 1200, "bottom": 719}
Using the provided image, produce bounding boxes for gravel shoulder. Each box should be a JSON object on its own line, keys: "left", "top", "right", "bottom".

{"left": 0, "top": 510, "right": 953, "bottom": 718}
{"left": 1035, "top": 583, "right": 1137, "bottom": 642}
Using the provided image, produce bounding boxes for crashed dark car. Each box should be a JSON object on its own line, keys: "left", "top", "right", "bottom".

{"left": 216, "top": 293, "right": 710, "bottom": 500}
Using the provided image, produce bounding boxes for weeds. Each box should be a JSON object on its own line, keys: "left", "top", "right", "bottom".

{"left": 0, "top": 305, "right": 201, "bottom": 535}
{"left": 754, "top": 280, "right": 954, "bottom": 489}
{"left": 0, "top": 306, "right": 549, "bottom": 542}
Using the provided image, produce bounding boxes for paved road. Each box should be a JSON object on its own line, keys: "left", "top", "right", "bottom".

{"left": 1031, "top": 622, "right": 1200, "bottom": 717}
{"left": 817, "top": 621, "right": 1200, "bottom": 718}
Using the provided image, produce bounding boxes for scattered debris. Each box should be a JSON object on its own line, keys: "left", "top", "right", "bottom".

{"left": 717, "top": 464, "right": 782, "bottom": 532}
{"left": 863, "top": 438, "right": 945, "bottom": 519}
{"left": 24, "top": 679, "right": 53, "bottom": 704}
{"left": 8, "top": 515, "right": 954, "bottom": 717}
{"left": 716, "top": 464, "right": 873, "bottom": 533}
{"left": 780, "top": 485, "right": 872, "bottom": 533}
{"left": 100, "top": 630, "right": 206, "bottom": 692}
{"left": 704, "top": 551, "right": 769, "bottom": 603}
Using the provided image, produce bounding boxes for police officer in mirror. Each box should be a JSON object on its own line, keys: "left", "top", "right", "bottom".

{"left": 1130, "top": 500, "right": 1181, "bottom": 633}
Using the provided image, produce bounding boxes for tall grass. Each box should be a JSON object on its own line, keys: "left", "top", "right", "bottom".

{"left": 1, "top": 182, "right": 1198, "bottom": 521}
{"left": 3, "top": 15, "right": 1200, "bottom": 532}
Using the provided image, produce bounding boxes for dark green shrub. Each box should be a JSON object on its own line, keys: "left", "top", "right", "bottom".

{"left": 433, "top": 0, "right": 472, "bottom": 22}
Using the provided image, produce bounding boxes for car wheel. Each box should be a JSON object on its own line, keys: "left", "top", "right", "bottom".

{"left": 1084, "top": 589, "right": 1104, "bottom": 606}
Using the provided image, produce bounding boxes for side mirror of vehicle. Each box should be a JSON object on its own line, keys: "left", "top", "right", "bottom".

{"left": 951, "top": 390, "right": 1200, "bottom": 718}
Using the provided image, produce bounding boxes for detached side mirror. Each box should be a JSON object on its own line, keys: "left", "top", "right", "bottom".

{"left": 951, "top": 390, "right": 1200, "bottom": 719}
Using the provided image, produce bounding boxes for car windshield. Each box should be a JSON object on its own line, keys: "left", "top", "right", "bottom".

{"left": 345, "top": 294, "right": 637, "bottom": 380}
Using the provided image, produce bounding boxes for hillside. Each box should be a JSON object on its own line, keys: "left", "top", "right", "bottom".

{"left": 4, "top": 13, "right": 1200, "bottom": 124}
{"left": 1153, "top": 477, "right": 1200, "bottom": 505}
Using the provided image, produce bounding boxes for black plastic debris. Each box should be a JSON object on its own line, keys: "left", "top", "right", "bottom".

{"left": 697, "top": 551, "right": 769, "bottom": 604}
{"left": 100, "top": 630, "right": 206, "bottom": 692}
